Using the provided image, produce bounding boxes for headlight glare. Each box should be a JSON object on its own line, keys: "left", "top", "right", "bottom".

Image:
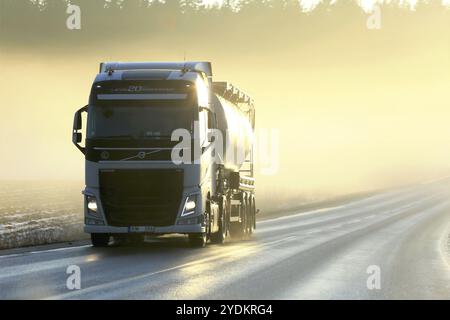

{"left": 185, "top": 200, "right": 196, "bottom": 211}
{"left": 87, "top": 196, "right": 98, "bottom": 213}
{"left": 181, "top": 194, "right": 197, "bottom": 217}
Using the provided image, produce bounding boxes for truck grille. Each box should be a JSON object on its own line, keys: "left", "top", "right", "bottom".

{"left": 99, "top": 169, "right": 183, "bottom": 227}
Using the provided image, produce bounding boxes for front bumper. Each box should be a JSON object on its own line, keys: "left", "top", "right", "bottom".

{"left": 83, "top": 179, "right": 204, "bottom": 235}
{"left": 85, "top": 223, "right": 205, "bottom": 235}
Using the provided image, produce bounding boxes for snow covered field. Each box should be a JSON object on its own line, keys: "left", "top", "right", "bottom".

{"left": 0, "top": 181, "right": 87, "bottom": 250}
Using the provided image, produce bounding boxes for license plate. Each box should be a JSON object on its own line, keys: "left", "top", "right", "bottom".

{"left": 128, "top": 226, "right": 156, "bottom": 233}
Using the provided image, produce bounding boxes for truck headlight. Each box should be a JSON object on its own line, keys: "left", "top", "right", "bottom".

{"left": 181, "top": 194, "right": 197, "bottom": 217}
{"left": 87, "top": 196, "right": 98, "bottom": 214}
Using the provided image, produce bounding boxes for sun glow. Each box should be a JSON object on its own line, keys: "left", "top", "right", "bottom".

{"left": 200, "top": 0, "right": 225, "bottom": 8}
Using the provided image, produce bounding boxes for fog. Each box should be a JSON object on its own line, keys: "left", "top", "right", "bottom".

{"left": 1, "top": 1, "right": 450, "bottom": 211}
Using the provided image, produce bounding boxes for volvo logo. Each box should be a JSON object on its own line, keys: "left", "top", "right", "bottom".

{"left": 138, "top": 151, "right": 146, "bottom": 159}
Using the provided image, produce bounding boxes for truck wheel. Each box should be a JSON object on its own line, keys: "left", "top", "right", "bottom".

{"left": 91, "top": 233, "right": 110, "bottom": 247}
{"left": 188, "top": 233, "right": 207, "bottom": 248}
{"left": 252, "top": 196, "right": 256, "bottom": 230}
{"left": 229, "top": 199, "right": 247, "bottom": 240}
{"left": 242, "top": 198, "right": 252, "bottom": 239}
{"left": 211, "top": 197, "right": 227, "bottom": 244}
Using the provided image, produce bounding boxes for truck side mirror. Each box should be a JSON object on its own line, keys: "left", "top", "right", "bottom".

{"left": 75, "top": 111, "right": 82, "bottom": 130}
{"left": 73, "top": 105, "right": 88, "bottom": 154}
{"left": 74, "top": 132, "right": 82, "bottom": 143}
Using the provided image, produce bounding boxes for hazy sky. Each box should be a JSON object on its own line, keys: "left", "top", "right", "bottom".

{"left": 1, "top": 1, "right": 449, "bottom": 205}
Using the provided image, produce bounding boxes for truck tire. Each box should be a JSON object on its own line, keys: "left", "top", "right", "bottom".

{"left": 91, "top": 233, "right": 110, "bottom": 247}
{"left": 211, "top": 197, "right": 227, "bottom": 244}
{"left": 247, "top": 196, "right": 255, "bottom": 235}
{"left": 243, "top": 197, "right": 252, "bottom": 238}
{"left": 252, "top": 196, "right": 256, "bottom": 230}
{"left": 229, "top": 198, "right": 247, "bottom": 240}
{"left": 188, "top": 233, "right": 207, "bottom": 248}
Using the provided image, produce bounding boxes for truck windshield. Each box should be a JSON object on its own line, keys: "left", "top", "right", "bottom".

{"left": 88, "top": 103, "right": 193, "bottom": 139}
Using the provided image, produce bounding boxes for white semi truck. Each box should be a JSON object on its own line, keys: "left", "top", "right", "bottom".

{"left": 73, "top": 61, "right": 256, "bottom": 247}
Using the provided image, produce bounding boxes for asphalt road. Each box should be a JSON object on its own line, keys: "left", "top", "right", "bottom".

{"left": 1, "top": 178, "right": 450, "bottom": 300}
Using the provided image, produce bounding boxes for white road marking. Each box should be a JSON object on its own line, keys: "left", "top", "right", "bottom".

{"left": 259, "top": 205, "right": 346, "bottom": 224}
{"left": 0, "top": 245, "right": 91, "bottom": 259}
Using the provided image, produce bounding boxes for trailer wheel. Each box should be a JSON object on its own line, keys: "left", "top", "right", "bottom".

{"left": 188, "top": 233, "right": 207, "bottom": 248}
{"left": 247, "top": 196, "right": 255, "bottom": 235}
{"left": 252, "top": 196, "right": 256, "bottom": 230}
{"left": 243, "top": 197, "right": 252, "bottom": 238}
{"left": 91, "top": 233, "right": 110, "bottom": 247}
